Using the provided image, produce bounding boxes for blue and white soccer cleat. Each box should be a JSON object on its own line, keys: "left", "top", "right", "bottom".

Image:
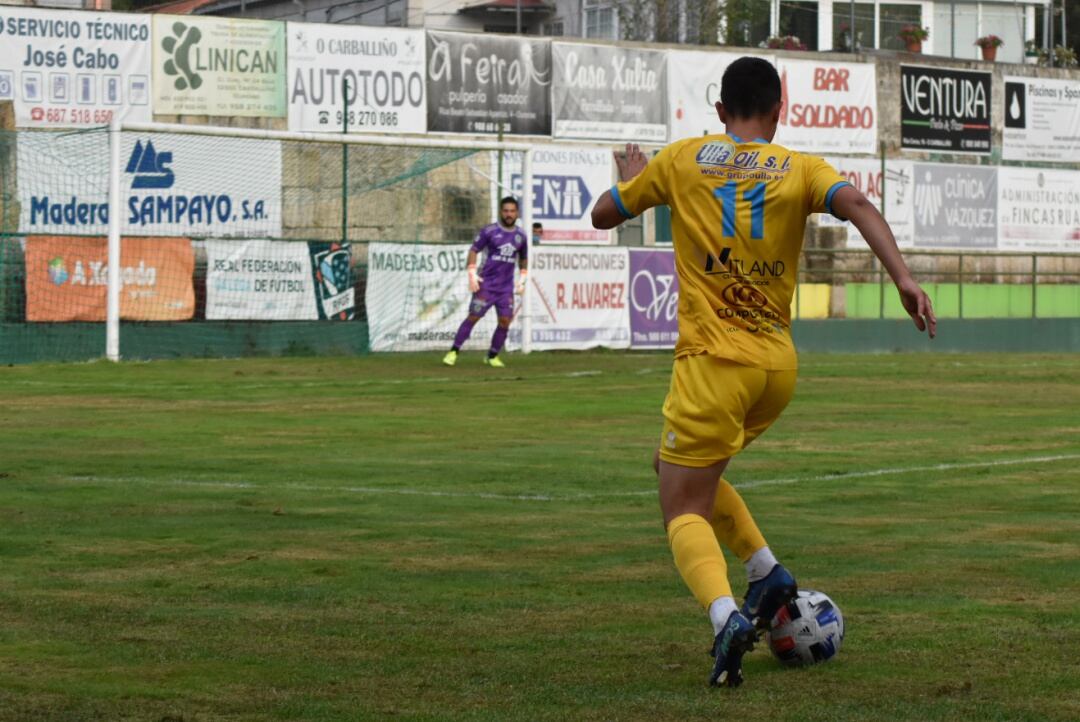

{"left": 709, "top": 611, "right": 757, "bottom": 688}
{"left": 741, "top": 564, "right": 798, "bottom": 630}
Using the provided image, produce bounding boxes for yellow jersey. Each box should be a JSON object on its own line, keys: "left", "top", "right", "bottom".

{"left": 614, "top": 133, "right": 849, "bottom": 370}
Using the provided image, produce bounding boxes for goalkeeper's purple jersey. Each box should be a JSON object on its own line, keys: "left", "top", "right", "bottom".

{"left": 471, "top": 223, "right": 528, "bottom": 297}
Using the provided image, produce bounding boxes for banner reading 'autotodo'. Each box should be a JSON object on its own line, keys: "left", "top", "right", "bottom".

{"left": 528, "top": 245, "right": 630, "bottom": 350}
{"left": 288, "top": 23, "right": 425, "bottom": 134}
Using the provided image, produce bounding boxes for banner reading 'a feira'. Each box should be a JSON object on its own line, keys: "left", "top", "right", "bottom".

{"left": 426, "top": 31, "right": 551, "bottom": 135}
{"left": 25, "top": 236, "right": 194, "bottom": 321}
{"left": 0, "top": 7, "right": 151, "bottom": 128}
{"left": 528, "top": 245, "right": 630, "bottom": 350}
{"left": 552, "top": 43, "right": 667, "bottom": 142}
{"left": 288, "top": 23, "right": 425, "bottom": 134}
{"left": 153, "top": 15, "right": 285, "bottom": 117}
{"left": 774, "top": 58, "right": 876, "bottom": 154}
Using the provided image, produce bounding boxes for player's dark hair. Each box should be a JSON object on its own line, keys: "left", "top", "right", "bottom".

{"left": 532, "top": 222, "right": 543, "bottom": 229}
{"left": 720, "top": 57, "right": 782, "bottom": 119}
{"left": 500, "top": 196, "right": 519, "bottom": 209}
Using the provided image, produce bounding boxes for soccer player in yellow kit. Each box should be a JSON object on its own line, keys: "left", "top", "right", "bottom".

{"left": 592, "top": 57, "right": 936, "bottom": 688}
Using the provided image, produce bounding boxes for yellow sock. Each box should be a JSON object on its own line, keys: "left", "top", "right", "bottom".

{"left": 666, "top": 514, "right": 732, "bottom": 608}
{"left": 711, "top": 478, "right": 768, "bottom": 562}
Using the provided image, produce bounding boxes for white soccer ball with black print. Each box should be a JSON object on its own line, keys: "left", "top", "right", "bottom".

{"left": 766, "top": 590, "right": 845, "bottom": 666}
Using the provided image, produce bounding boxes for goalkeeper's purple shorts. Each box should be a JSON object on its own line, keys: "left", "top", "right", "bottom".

{"left": 469, "top": 292, "right": 514, "bottom": 319}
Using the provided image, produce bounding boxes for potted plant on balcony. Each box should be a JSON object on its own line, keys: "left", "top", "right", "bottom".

{"left": 975, "top": 34, "right": 1004, "bottom": 62}
{"left": 765, "top": 35, "right": 808, "bottom": 51}
{"left": 898, "top": 25, "right": 929, "bottom": 53}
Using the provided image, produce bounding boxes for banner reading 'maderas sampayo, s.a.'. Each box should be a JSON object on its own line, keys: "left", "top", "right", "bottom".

{"left": 288, "top": 23, "right": 425, "bottom": 134}
{"left": 19, "top": 132, "right": 282, "bottom": 237}
{"left": 0, "top": 6, "right": 151, "bottom": 127}
{"left": 426, "top": 31, "right": 550, "bottom": 135}
{"left": 529, "top": 246, "right": 629, "bottom": 350}
{"left": 552, "top": 43, "right": 667, "bottom": 142}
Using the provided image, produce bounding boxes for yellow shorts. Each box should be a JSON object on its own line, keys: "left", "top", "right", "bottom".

{"left": 659, "top": 354, "right": 797, "bottom": 467}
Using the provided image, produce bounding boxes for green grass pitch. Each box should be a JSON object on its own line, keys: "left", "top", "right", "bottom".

{"left": 0, "top": 352, "right": 1077, "bottom": 721}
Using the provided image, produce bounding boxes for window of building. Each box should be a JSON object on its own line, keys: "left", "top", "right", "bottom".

{"left": 832, "top": 2, "right": 875, "bottom": 50}
{"left": 544, "top": 20, "right": 565, "bottom": 36}
{"left": 724, "top": 0, "right": 771, "bottom": 46}
{"left": 584, "top": 1, "right": 617, "bottom": 39}
{"left": 780, "top": 1, "right": 819, "bottom": 49}
{"left": 879, "top": 3, "right": 923, "bottom": 50}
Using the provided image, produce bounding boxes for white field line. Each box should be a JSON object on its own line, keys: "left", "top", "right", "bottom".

{"left": 64, "top": 453, "right": 1080, "bottom": 503}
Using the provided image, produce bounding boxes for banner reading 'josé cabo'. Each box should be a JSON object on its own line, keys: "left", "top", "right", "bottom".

{"left": 288, "top": 24, "right": 425, "bottom": 134}
{"left": 552, "top": 43, "right": 667, "bottom": 142}
{"left": 426, "top": 31, "right": 550, "bottom": 135}
{"left": 25, "top": 235, "right": 194, "bottom": 322}
{"left": 529, "top": 246, "right": 630, "bottom": 350}
{"left": 153, "top": 15, "right": 285, "bottom": 117}
{"left": 0, "top": 7, "right": 151, "bottom": 128}
{"left": 1003, "top": 76, "right": 1080, "bottom": 163}
{"left": 901, "top": 65, "right": 992, "bottom": 154}
{"left": 775, "top": 58, "right": 876, "bottom": 154}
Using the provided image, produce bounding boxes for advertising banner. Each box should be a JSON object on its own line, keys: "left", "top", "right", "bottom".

{"left": 152, "top": 15, "right": 286, "bottom": 117}
{"left": 821, "top": 157, "right": 915, "bottom": 248}
{"left": 498, "top": 145, "right": 613, "bottom": 243}
{"left": 0, "top": 7, "right": 151, "bottom": 128}
{"left": 287, "top": 23, "right": 425, "bottom": 134}
{"left": 205, "top": 239, "right": 355, "bottom": 320}
{"left": 25, "top": 235, "right": 194, "bottom": 321}
{"left": 997, "top": 167, "right": 1080, "bottom": 252}
{"left": 628, "top": 248, "right": 678, "bottom": 349}
{"left": 775, "top": 58, "right": 876, "bottom": 154}
{"left": 901, "top": 65, "right": 992, "bottom": 154}
{"left": 667, "top": 50, "right": 767, "bottom": 141}
{"left": 426, "top": 31, "right": 551, "bottom": 135}
{"left": 528, "top": 245, "right": 629, "bottom": 350}
{"left": 912, "top": 163, "right": 997, "bottom": 249}
{"left": 1003, "top": 76, "right": 1080, "bottom": 162}
{"left": 552, "top": 43, "right": 667, "bottom": 142}
{"left": 20, "top": 132, "right": 282, "bottom": 237}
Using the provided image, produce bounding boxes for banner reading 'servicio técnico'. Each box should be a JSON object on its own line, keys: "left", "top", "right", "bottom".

{"left": 426, "top": 31, "right": 550, "bottom": 135}
{"left": 667, "top": 50, "right": 771, "bottom": 141}
{"left": 552, "top": 43, "right": 667, "bottom": 142}
{"left": 19, "top": 132, "right": 282, "bottom": 237}
{"left": 498, "top": 145, "right": 613, "bottom": 243}
{"left": 900, "top": 65, "right": 991, "bottom": 154}
{"left": 366, "top": 242, "right": 521, "bottom": 352}
{"left": 0, "top": 7, "right": 151, "bottom": 128}
{"left": 997, "top": 167, "right": 1080, "bottom": 252}
{"left": 25, "top": 235, "right": 194, "bottom": 321}
{"left": 628, "top": 248, "right": 678, "bottom": 349}
{"left": 287, "top": 23, "right": 425, "bottom": 134}
{"left": 152, "top": 15, "right": 285, "bottom": 117}
{"left": 774, "top": 58, "right": 876, "bottom": 154}
{"left": 528, "top": 246, "right": 630, "bottom": 351}
{"left": 206, "top": 240, "right": 355, "bottom": 320}
{"left": 1002, "top": 76, "right": 1080, "bottom": 162}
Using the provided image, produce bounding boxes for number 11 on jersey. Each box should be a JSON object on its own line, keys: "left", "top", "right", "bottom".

{"left": 714, "top": 181, "right": 766, "bottom": 240}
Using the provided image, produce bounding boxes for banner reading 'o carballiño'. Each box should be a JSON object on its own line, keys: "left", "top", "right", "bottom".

{"left": 552, "top": 43, "right": 667, "bottom": 142}
{"left": 288, "top": 23, "right": 425, "bottom": 134}
{"left": 901, "top": 65, "right": 991, "bottom": 154}
{"left": 426, "top": 31, "right": 550, "bottom": 135}
{"left": 153, "top": 15, "right": 286, "bottom": 117}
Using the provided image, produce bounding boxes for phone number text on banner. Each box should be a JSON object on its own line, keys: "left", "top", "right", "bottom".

{"left": 528, "top": 245, "right": 630, "bottom": 350}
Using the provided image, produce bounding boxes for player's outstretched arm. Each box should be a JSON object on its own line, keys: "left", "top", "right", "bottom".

{"left": 832, "top": 185, "right": 937, "bottom": 338}
{"left": 592, "top": 144, "right": 650, "bottom": 230}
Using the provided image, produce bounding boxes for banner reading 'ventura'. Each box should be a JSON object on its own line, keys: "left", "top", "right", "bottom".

{"left": 426, "top": 31, "right": 551, "bottom": 135}
{"left": 901, "top": 65, "right": 991, "bottom": 154}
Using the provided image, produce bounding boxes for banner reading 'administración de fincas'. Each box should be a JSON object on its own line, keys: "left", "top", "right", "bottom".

{"left": 153, "top": 15, "right": 285, "bottom": 117}
{"left": 997, "top": 167, "right": 1080, "bottom": 252}
{"left": 288, "top": 23, "right": 425, "bottom": 134}
{"left": 0, "top": 7, "right": 151, "bottom": 128}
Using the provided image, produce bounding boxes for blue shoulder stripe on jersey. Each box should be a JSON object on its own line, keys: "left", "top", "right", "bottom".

{"left": 611, "top": 184, "right": 635, "bottom": 219}
{"left": 728, "top": 132, "right": 743, "bottom": 142}
{"left": 825, "top": 181, "right": 851, "bottom": 219}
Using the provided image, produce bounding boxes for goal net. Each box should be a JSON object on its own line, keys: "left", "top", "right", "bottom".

{"left": 0, "top": 123, "right": 532, "bottom": 363}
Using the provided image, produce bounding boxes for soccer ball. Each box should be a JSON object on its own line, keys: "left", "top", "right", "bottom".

{"left": 766, "top": 590, "right": 845, "bottom": 666}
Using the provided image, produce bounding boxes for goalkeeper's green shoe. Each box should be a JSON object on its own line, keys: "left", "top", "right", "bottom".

{"left": 484, "top": 355, "right": 506, "bottom": 368}
{"left": 442, "top": 350, "right": 458, "bottom": 367}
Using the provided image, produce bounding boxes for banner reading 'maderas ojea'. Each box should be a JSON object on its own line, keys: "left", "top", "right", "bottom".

{"left": 426, "top": 31, "right": 550, "bottom": 135}
{"left": 288, "top": 23, "right": 425, "bottom": 134}
{"left": 901, "top": 65, "right": 991, "bottom": 154}
{"left": 552, "top": 43, "right": 667, "bottom": 142}
{"left": 152, "top": 15, "right": 286, "bottom": 117}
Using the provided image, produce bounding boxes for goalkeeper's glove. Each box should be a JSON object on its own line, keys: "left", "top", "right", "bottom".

{"left": 515, "top": 269, "right": 528, "bottom": 295}
{"left": 468, "top": 264, "right": 482, "bottom": 294}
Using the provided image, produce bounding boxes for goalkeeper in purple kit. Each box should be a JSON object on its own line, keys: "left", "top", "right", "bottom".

{"left": 443, "top": 196, "right": 529, "bottom": 368}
